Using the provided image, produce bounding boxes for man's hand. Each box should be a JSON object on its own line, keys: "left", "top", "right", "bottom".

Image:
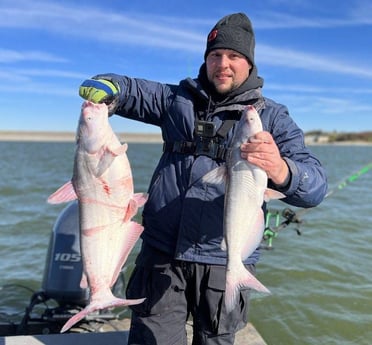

{"left": 79, "top": 78, "right": 120, "bottom": 115}
{"left": 79, "top": 78, "right": 119, "bottom": 104}
{"left": 240, "top": 131, "right": 290, "bottom": 186}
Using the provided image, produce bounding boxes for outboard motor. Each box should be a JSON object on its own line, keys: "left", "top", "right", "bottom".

{"left": 42, "top": 201, "right": 89, "bottom": 307}
{"left": 17, "top": 201, "right": 127, "bottom": 334}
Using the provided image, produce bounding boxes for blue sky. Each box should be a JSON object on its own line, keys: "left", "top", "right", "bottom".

{"left": 1, "top": 0, "right": 372, "bottom": 134}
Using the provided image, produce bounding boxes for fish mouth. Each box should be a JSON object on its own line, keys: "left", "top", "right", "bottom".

{"left": 82, "top": 100, "right": 107, "bottom": 109}
{"left": 82, "top": 100, "right": 94, "bottom": 108}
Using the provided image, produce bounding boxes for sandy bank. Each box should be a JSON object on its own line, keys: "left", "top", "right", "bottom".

{"left": 0, "top": 131, "right": 163, "bottom": 143}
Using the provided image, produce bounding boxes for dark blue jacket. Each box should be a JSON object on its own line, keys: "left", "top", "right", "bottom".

{"left": 100, "top": 73, "right": 327, "bottom": 265}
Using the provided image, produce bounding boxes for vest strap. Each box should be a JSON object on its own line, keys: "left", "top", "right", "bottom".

{"left": 163, "top": 140, "right": 230, "bottom": 161}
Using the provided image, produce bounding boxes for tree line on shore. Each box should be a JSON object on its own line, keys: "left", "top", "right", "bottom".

{"left": 306, "top": 130, "right": 372, "bottom": 143}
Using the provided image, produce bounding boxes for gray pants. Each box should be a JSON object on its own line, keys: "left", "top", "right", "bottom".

{"left": 126, "top": 244, "right": 253, "bottom": 345}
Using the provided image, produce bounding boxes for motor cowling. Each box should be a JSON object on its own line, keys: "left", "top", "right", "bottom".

{"left": 41, "top": 201, "right": 89, "bottom": 307}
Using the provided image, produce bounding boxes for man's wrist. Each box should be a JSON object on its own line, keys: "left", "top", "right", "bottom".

{"left": 272, "top": 159, "right": 291, "bottom": 188}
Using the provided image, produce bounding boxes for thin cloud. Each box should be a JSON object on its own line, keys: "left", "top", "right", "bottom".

{"left": 257, "top": 44, "right": 372, "bottom": 79}
{"left": 0, "top": 49, "right": 68, "bottom": 64}
{"left": 267, "top": 83, "right": 372, "bottom": 95}
{"left": 0, "top": 81, "right": 75, "bottom": 97}
{"left": 0, "top": 67, "right": 84, "bottom": 96}
{"left": 268, "top": 92, "right": 372, "bottom": 123}
{"left": 0, "top": 70, "right": 30, "bottom": 82}
{"left": 0, "top": 0, "right": 205, "bottom": 51}
{"left": 254, "top": 13, "right": 346, "bottom": 29}
{"left": 254, "top": 0, "right": 372, "bottom": 28}
{"left": 2, "top": 0, "right": 372, "bottom": 81}
{"left": 14, "top": 68, "right": 87, "bottom": 79}
{"left": 2, "top": 0, "right": 372, "bottom": 36}
{"left": 254, "top": 12, "right": 372, "bottom": 29}
{"left": 350, "top": 0, "right": 372, "bottom": 24}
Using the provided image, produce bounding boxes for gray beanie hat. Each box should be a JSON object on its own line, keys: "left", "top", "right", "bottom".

{"left": 204, "top": 13, "right": 255, "bottom": 65}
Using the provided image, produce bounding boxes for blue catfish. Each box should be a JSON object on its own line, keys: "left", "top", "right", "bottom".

{"left": 48, "top": 101, "right": 147, "bottom": 332}
{"left": 203, "top": 105, "right": 283, "bottom": 312}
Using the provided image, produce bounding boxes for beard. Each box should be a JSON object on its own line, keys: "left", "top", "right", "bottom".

{"left": 211, "top": 80, "right": 241, "bottom": 95}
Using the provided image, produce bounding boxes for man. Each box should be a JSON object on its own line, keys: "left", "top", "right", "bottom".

{"left": 79, "top": 12, "right": 327, "bottom": 345}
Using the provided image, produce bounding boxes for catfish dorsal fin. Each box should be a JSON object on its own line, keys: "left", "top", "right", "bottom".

{"left": 264, "top": 188, "right": 285, "bottom": 202}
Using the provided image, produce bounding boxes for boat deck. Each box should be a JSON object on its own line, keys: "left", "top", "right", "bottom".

{"left": 0, "top": 319, "right": 267, "bottom": 344}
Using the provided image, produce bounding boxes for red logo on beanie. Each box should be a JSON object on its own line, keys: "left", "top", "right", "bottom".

{"left": 208, "top": 29, "right": 218, "bottom": 42}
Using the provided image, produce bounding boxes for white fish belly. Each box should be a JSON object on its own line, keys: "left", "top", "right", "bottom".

{"left": 224, "top": 161, "right": 267, "bottom": 262}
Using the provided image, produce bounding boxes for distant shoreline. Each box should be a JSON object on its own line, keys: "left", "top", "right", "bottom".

{"left": 0, "top": 131, "right": 163, "bottom": 143}
{"left": 0, "top": 130, "right": 371, "bottom": 146}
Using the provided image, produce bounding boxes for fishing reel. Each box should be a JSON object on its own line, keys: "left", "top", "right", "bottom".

{"left": 282, "top": 208, "right": 303, "bottom": 235}
{"left": 261, "top": 207, "right": 303, "bottom": 250}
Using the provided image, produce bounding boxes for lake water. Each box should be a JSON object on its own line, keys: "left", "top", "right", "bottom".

{"left": 0, "top": 141, "right": 371, "bottom": 344}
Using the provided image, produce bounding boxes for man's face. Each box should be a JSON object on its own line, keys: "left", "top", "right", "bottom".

{"left": 206, "top": 49, "right": 251, "bottom": 95}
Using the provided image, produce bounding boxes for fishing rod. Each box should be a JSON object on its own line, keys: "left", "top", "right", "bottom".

{"left": 261, "top": 161, "right": 372, "bottom": 250}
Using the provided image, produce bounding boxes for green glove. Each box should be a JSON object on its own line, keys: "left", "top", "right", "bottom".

{"left": 79, "top": 78, "right": 119, "bottom": 104}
